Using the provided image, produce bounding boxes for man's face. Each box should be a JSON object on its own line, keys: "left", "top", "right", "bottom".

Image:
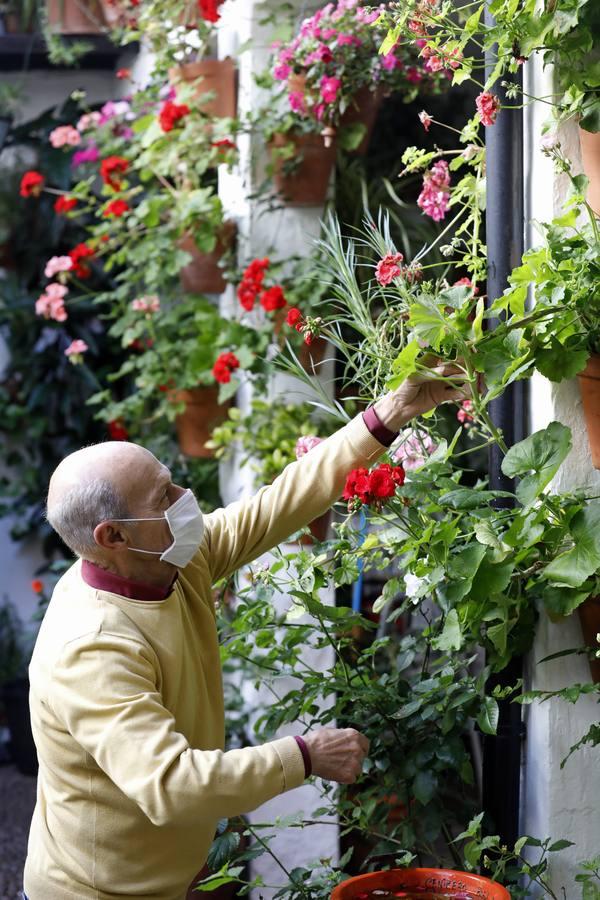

{"left": 119, "top": 452, "right": 187, "bottom": 558}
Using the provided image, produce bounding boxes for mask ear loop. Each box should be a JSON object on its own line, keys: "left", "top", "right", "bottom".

{"left": 107, "top": 515, "right": 174, "bottom": 557}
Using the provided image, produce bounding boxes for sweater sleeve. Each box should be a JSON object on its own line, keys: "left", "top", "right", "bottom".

{"left": 50, "top": 630, "right": 306, "bottom": 828}
{"left": 202, "top": 412, "right": 387, "bottom": 583}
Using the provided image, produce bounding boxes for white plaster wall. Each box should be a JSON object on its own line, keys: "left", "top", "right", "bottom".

{"left": 217, "top": 3, "right": 338, "bottom": 893}
{"left": 521, "top": 55, "right": 600, "bottom": 892}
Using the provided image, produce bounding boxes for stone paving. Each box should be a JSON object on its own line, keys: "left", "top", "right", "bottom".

{"left": 0, "top": 755, "right": 36, "bottom": 900}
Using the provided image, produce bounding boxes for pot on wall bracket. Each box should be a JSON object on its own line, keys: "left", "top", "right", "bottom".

{"left": 331, "top": 867, "right": 511, "bottom": 899}
{"left": 578, "top": 126, "right": 600, "bottom": 217}
{"left": 171, "top": 386, "right": 230, "bottom": 458}
{"left": 577, "top": 352, "right": 600, "bottom": 469}
{"left": 179, "top": 220, "right": 236, "bottom": 295}
{"left": 168, "top": 58, "right": 237, "bottom": 119}
{"left": 333, "top": 85, "right": 386, "bottom": 155}
{"left": 46, "top": 0, "right": 107, "bottom": 33}
{"left": 268, "top": 132, "right": 336, "bottom": 206}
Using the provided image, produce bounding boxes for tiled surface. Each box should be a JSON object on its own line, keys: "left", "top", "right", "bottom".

{"left": 0, "top": 758, "right": 35, "bottom": 900}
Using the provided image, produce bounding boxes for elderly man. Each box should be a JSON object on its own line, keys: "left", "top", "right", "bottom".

{"left": 22, "top": 368, "right": 465, "bottom": 900}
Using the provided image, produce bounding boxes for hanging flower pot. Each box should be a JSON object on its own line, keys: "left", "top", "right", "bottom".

{"left": 170, "top": 386, "right": 230, "bottom": 458}
{"left": 578, "top": 595, "right": 600, "bottom": 684}
{"left": 578, "top": 127, "right": 600, "bottom": 216}
{"left": 577, "top": 352, "right": 600, "bottom": 469}
{"left": 46, "top": 0, "right": 106, "bottom": 33}
{"left": 179, "top": 220, "right": 236, "bottom": 295}
{"left": 168, "top": 58, "right": 237, "bottom": 119}
{"left": 268, "top": 132, "right": 336, "bottom": 207}
{"left": 331, "top": 867, "right": 511, "bottom": 899}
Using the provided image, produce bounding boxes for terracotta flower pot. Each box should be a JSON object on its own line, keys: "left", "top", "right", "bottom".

{"left": 169, "top": 58, "right": 237, "bottom": 119}
{"left": 331, "top": 867, "right": 511, "bottom": 899}
{"left": 46, "top": 0, "right": 106, "bottom": 32}
{"left": 578, "top": 594, "right": 600, "bottom": 684}
{"left": 577, "top": 352, "right": 600, "bottom": 469}
{"left": 179, "top": 221, "right": 236, "bottom": 295}
{"left": 579, "top": 126, "right": 600, "bottom": 217}
{"left": 268, "top": 132, "right": 336, "bottom": 207}
{"left": 299, "top": 335, "right": 329, "bottom": 373}
{"left": 171, "top": 386, "right": 230, "bottom": 458}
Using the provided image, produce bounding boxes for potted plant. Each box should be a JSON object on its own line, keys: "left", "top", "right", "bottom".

{"left": 269, "top": 0, "right": 449, "bottom": 152}
{"left": 331, "top": 867, "right": 510, "bottom": 899}
{"left": 45, "top": 0, "right": 107, "bottom": 33}
{"left": 265, "top": 117, "right": 337, "bottom": 207}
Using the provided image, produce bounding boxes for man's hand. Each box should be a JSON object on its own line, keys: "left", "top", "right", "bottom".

{"left": 302, "top": 727, "right": 369, "bottom": 784}
{"left": 374, "top": 360, "right": 472, "bottom": 432}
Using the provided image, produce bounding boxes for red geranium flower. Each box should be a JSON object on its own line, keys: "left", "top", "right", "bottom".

{"left": 107, "top": 419, "right": 129, "bottom": 440}
{"left": 212, "top": 351, "right": 240, "bottom": 384}
{"left": 104, "top": 199, "right": 130, "bottom": 217}
{"left": 211, "top": 138, "right": 236, "bottom": 153}
{"left": 20, "top": 170, "right": 44, "bottom": 198}
{"left": 31, "top": 579, "right": 44, "bottom": 594}
{"left": 343, "top": 468, "right": 372, "bottom": 503}
{"left": 54, "top": 195, "right": 78, "bottom": 214}
{"left": 237, "top": 283, "right": 258, "bottom": 311}
{"left": 159, "top": 101, "right": 190, "bottom": 132}
{"left": 286, "top": 307, "right": 302, "bottom": 327}
{"left": 100, "top": 155, "right": 129, "bottom": 190}
{"left": 342, "top": 463, "right": 405, "bottom": 508}
{"left": 69, "top": 242, "right": 95, "bottom": 278}
{"left": 260, "top": 285, "right": 286, "bottom": 312}
{"left": 198, "top": 0, "right": 225, "bottom": 22}
{"left": 116, "top": 68, "right": 132, "bottom": 79}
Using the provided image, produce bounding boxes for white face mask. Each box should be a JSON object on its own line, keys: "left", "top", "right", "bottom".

{"left": 111, "top": 488, "right": 204, "bottom": 568}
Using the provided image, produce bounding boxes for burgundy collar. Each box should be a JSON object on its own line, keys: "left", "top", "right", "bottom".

{"left": 81, "top": 559, "right": 178, "bottom": 601}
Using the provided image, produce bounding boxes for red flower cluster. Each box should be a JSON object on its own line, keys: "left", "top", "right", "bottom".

{"left": 100, "top": 155, "right": 129, "bottom": 190}
{"left": 260, "top": 285, "right": 286, "bottom": 312}
{"left": 198, "top": 0, "right": 225, "bottom": 22}
{"left": 343, "top": 463, "right": 405, "bottom": 509}
{"left": 211, "top": 138, "right": 236, "bottom": 154}
{"left": 31, "top": 579, "right": 44, "bottom": 594}
{"left": 69, "top": 242, "right": 94, "bottom": 278}
{"left": 286, "top": 307, "right": 303, "bottom": 328}
{"left": 104, "top": 199, "right": 130, "bottom": 218}
{"left": 116, "top": 68, "right": 132, "bottom": 80}
{"left": 20, "top": 170, "right": 44, "bottom": 198}
{"left": 212, "top": 351, "right": 240, "bottom": 384}
{"left": 54, "top": 195, "right": 77, "bottom": 214}
{"left": 237, "top": 257, "right": 270, "bottom": 311}
{"left": 107, "top": 419, "right": 129, "bottom": 441}
{"left": 159, "top": 101, "right": 190, "bottom": 132}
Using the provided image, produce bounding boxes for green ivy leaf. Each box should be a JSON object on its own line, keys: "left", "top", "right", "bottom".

{"left": 501, "top": 421, "right": 572, "bottom": 506}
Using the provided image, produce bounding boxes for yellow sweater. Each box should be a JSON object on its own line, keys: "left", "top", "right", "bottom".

{"left": 23, "top": 414, "right": 386, "bottom": 900}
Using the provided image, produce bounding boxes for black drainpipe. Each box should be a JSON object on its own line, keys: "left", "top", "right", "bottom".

{"left": 481, "top": 10, "right": 527, "bottom": 850}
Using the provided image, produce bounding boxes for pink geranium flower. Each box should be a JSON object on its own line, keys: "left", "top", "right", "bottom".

{"left": 274, "top": 62, "right": 291, "bottom": 80}
{"left": 49, "top": 125, "right": 81, "bottom": 148}
{"left": 64, "top": 339, "right": 88, "bottom": 363}
{"left": 375, "top": 253, "right": 404, "bottom": 286}
{"left": 457, "top": 399, "right": 474, "bottom": 425}
{"left": 393, "top": 429, "right": 438, "bottom": 470}
{"left": 71, "top": 143, "right": 99, "bottom": 167}
{"left": 419, "top": 110, "right": 433, "bottom": 132}
{"left": 44, "top": 256, "right": 73, "bottom": 278}
{"left": 288, "top": 91, "right": 307, "bottom": 114}
{"left": 417, "top": 159, "right": 451, "bottom": 222}
{"left": 476, "top": 91, "right": 500, "bottom": 126}
{"left": 131, "top": 295, "right": 160, "bottom": 313}
{"left": 35, "top": 283, "right": 68, "bottom": 321}
{"left": 77, "top": 111, "right": 102, "bottom": 132}
{"left": 295, "top": 435, "right": 324, "bottom": 458}
{"left": 320, "top": 75, "right": 341, "bottom": 104}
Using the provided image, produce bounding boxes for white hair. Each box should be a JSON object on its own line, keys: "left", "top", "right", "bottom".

{"left": 45, "top": 478, "right": 130, "bottom": 560}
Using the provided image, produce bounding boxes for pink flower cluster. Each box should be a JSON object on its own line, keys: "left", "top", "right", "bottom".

{"left": 49, "top": 125, "right": 81, "bottom": 148}
{"left": 44, "top": 256, "right": 73, "bottom": 279}
{"left": 374, "top": 253, "right": 424, "bottom": 286}
{"left": 131, "top": 295, "right": 160, "bottom": 313}
{"left": 295, "top": 435, "right": 324, "bottom": 458}
{"left": 64, "top": 339, "right": 88, "bottom": 363}
{"left": 476, "top": 91, "right": 500, "bottom": 127}
{"left": 77, "top": 111, "right": 102, "bottom": 132}
{"left": 36, "top": 283, "right": 68, "bottom": 321}
{"left": 417, "top": 159, "right": 451, "bottom": 222}
{"left": 457, "top": 399, "right": 474, "bottom": 426}
{"left": 393, "top": 429, "right": 438, "bottom": 470}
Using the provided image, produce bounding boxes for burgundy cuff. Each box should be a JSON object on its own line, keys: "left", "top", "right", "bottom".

{"left": 293, "top": 735, "right": 312, "bottom": 778}
{"left": 362, "top": 406, "right": 398, "bottom": 447}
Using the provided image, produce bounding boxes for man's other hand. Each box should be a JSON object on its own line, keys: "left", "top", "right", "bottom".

{"left": 303, "top": 727, "right": 370, "bottom": 784}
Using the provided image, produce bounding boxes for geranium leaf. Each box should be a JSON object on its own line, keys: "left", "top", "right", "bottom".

{"left": 543, "top": 502, "right": 600, "bottom": 587}
{"left": 501, "top": 421, "right": 572, "bottom": 506}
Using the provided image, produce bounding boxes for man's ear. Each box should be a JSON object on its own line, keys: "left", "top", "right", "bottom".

{"left": 93, "top": 521, "right": 129, "bottom": 552}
